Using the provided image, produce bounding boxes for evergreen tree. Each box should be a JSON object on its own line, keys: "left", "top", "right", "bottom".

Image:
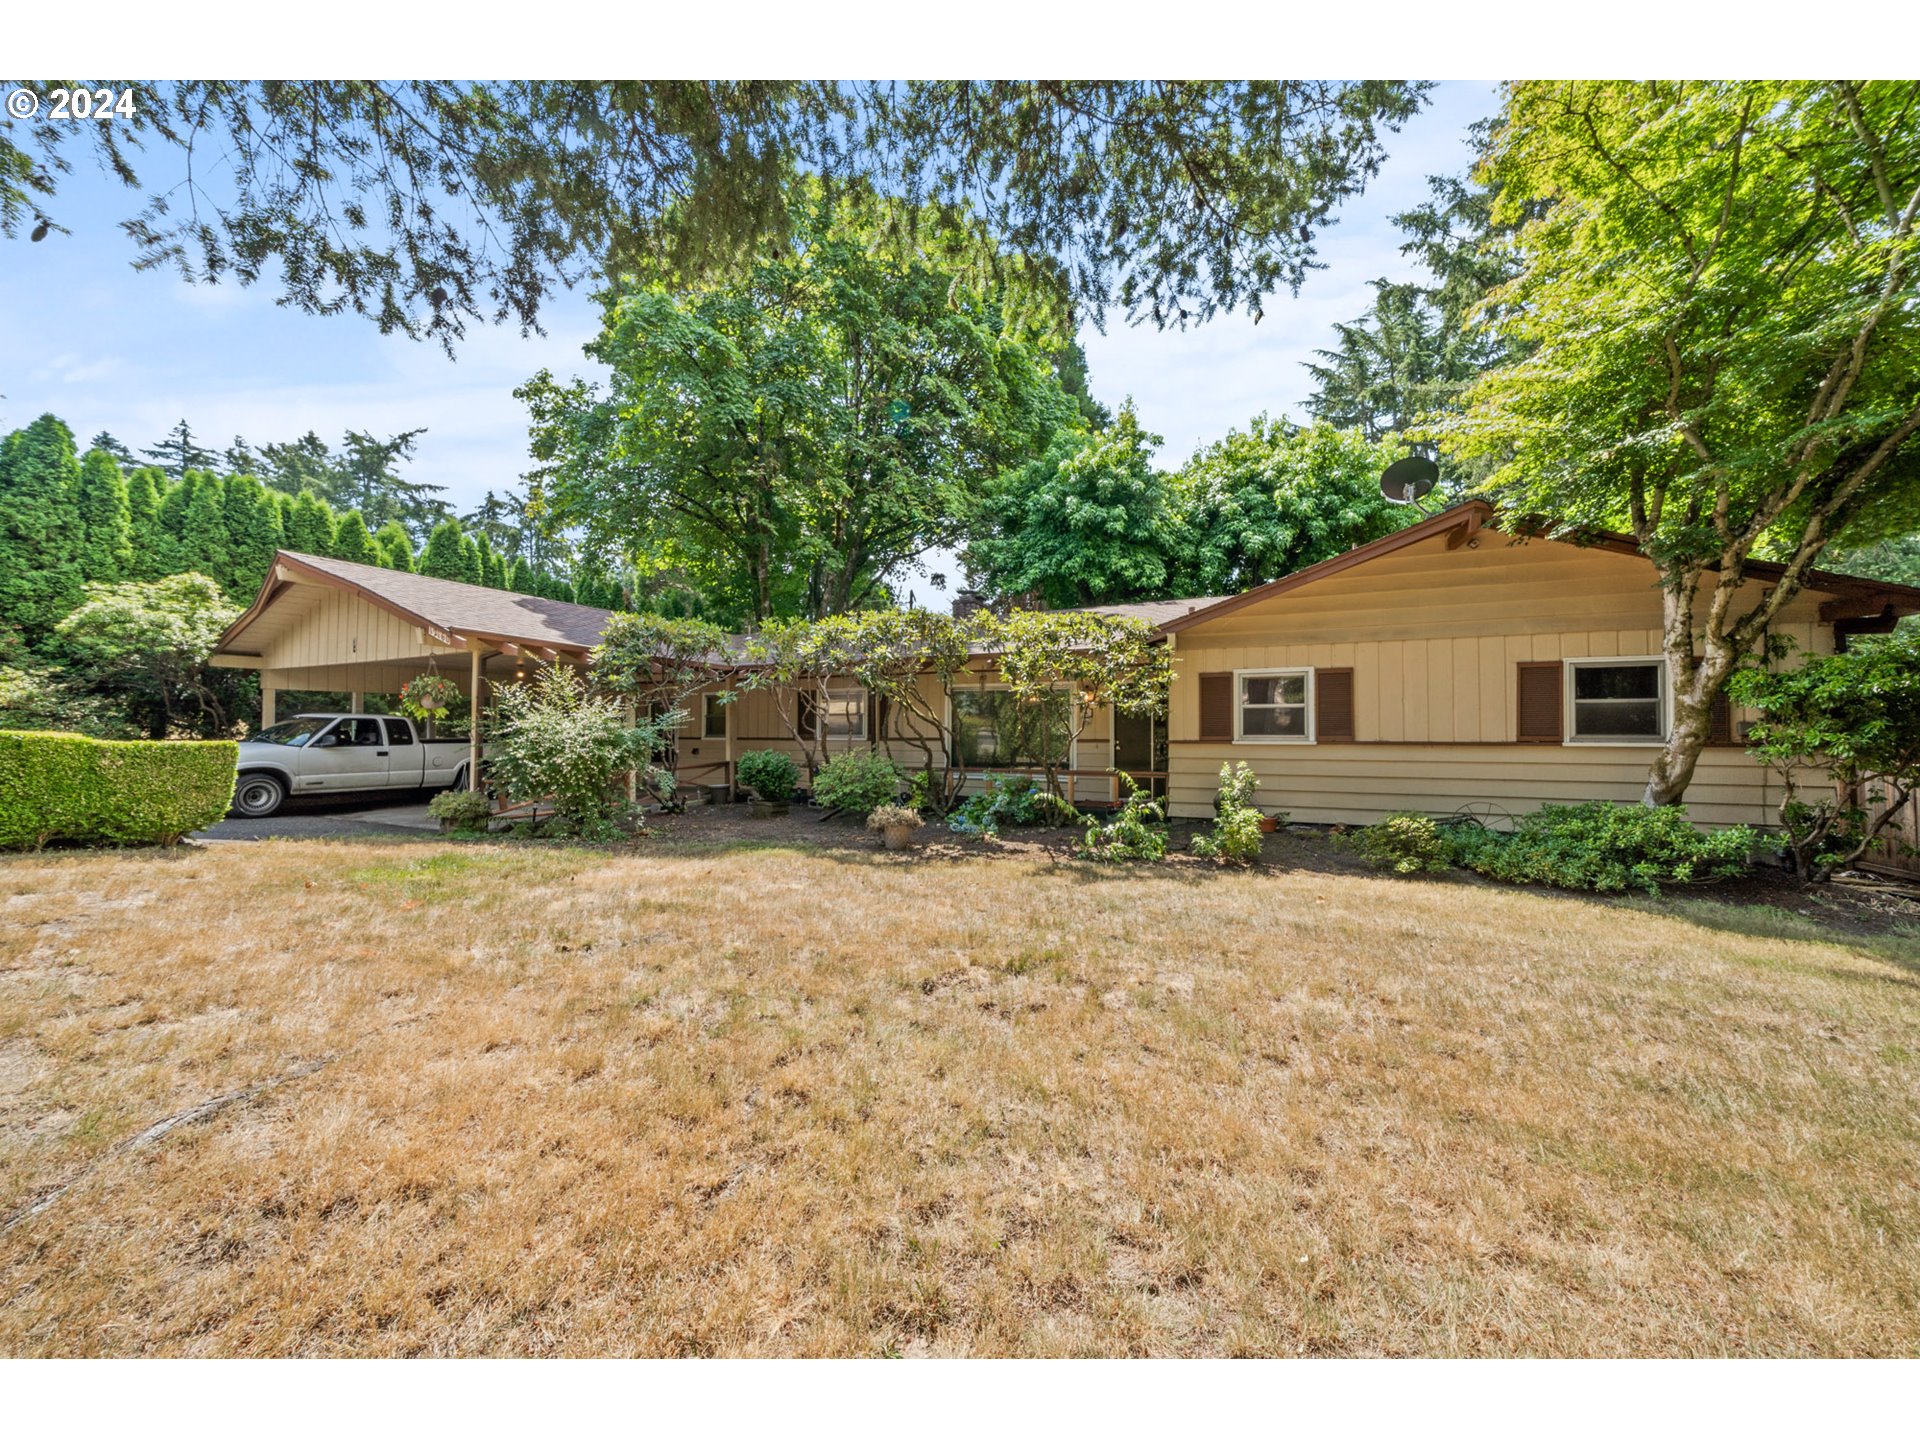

{"left": 124, "top": 466, "right": 170, "bottom": 579}
{"left": 283, "top": 489, "right": 337, "bottom": 556}
{"left": 459, "top": 533, "right": 484, "bottom": 586}
{"left": 375, "top": 519, "right": 415, "bottom": 571}
{"left": 221, "top": 473, "right": 283, "bottom": 595}
{"left": 74, "top": 448, "right": 134, "bottom": 582}
{"left": 474, "top": 530, "right": 505, "bottom": 588}
{"left": 142, "top": 419, "right": 219, "bottom": 481}
{"left": 178, "top": 473, "right": 232, "bottom": 581}
{"left": 89, "top": 431, "right": 137, "bottom": 467}
{"left": 332, "top": 509, "right": 380, "bottom": 565}
{"left": 0, "top": 415, "right": 86, "bottom": 643}
{"left": 419, "top": 519, "right": 471, "bottom": 581}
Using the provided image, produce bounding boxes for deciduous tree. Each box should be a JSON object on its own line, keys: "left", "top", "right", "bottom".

{"left": 1444, "top": 81, "right": 1920, "bottom": 806}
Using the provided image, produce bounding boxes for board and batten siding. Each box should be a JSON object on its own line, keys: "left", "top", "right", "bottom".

{"left": 1166, "top": 528, "right": 1834, "bottom": 827}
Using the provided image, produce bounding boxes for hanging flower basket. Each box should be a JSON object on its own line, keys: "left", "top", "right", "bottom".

{"left": 400, "top": 672, "right": 462, "bottom": 723}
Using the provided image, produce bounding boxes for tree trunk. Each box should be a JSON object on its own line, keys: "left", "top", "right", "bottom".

{"left": 1643, "top": 581, "right": 1735, "bottom": 807}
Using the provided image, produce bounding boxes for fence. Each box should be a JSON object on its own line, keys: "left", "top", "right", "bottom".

{"left": 1864, "top": 788, "right": 1920, "bottom": 877}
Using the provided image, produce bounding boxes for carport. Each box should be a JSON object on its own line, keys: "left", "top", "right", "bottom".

{"left": 211, "top": 551, "right": 614, "bottom": 790}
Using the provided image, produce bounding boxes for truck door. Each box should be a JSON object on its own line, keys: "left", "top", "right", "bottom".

{"left": 297, "top": 717, "right": 392, "bottom": 792}
{"left": 381, "top": 717, "right": 422, "bottom": 786}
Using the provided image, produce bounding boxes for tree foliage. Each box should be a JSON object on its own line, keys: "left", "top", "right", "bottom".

{"left": 966, "top": 404, "right": 1178, "bottom": 608}
{"left": 5, "top": 81, "right": 1426, "bottom": 348}
{"left": 525, "top": 206, "right": 1080, "bottom": 623}
{"left": 1171, "top": 420, "right": 1416, "bottom": 596}
{"left": 1730, "top": 634, "right": 1920, "bottom": 881}
{"left": 1306, "top": 117, "right": 1537, "bottom": 453}
{"left": 49, "top": 573, "right": 250, "bottom": 738}
{"left": 0, "top": 415, "right": 85, "bottom": 645}
{"left": 1440, "top": 81, "right": 1920, "bottom": 806}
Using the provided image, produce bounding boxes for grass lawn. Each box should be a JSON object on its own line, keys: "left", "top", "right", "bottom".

{"left": 2, "top": 826, "right": 1918, "bottom": 1356}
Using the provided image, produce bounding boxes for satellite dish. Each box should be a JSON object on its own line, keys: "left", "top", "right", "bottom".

{"left": 1380, "top": 455, "right": 1439, "bottom": 505}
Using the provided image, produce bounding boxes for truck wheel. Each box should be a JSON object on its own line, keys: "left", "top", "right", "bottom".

{"left": 233, "top": 773, "right": 286, "bottom": 818}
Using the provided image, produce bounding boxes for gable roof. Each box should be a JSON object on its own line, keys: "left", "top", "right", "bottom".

{"left": 218, "top": 551, "right": 621, "bottom": 658}
{"left": 1075, "top": 595, "right": 1234, "bottom": 627}
{"left": 1159, "top": 500, "right": 1920, "bottom": 633}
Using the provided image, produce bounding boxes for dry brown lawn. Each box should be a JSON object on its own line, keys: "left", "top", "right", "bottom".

{"left": 2, "top": 830, "right": 1918, "bottom": 1356}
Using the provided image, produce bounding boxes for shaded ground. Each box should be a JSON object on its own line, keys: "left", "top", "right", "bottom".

{"left": 197, "top": 796, "right": 442, "bottom": 842}
{"left": 4, "top": 825, "right": 1918, "bottom": 1356}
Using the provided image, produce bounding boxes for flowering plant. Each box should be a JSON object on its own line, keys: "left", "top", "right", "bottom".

{"left": 400, "top": 672, "right": 462, "bottom": 722}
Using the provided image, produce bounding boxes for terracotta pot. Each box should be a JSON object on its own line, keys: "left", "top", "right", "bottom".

{"left": 1257, "top": 814, "right": 1279, "bottom": 833}
{"left": 882, "top": 824, "right": 917, "bottom": 851}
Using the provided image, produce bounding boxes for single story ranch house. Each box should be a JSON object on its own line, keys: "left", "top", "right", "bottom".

{"left": 211, "top": 501, "right": 1920, "bottom": 827}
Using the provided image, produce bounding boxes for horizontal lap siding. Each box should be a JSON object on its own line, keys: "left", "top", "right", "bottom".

{"left": 1165, "top": 529, "right": 1834, "bottom": 827}
{"left": 1166, "top": 744, "right": 1777, "bottom": 827}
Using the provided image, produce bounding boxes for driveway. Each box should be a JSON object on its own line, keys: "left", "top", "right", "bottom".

{"left": 196, "top": 796, "right": 443, "bottom": 842}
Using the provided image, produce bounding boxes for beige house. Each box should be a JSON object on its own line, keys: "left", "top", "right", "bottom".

{"left": 213, "top": 513, "right": 1920, "bottom": 826}
{"left": 1156, "top": 502, "right": 1920, "bottom": 827}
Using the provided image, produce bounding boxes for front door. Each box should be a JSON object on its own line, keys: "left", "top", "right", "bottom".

{"left": 1114, "top": 710, "right": 1163, "bottom": 799}
{"left": 298, "top": 717, "right": 393, "bottom": 792}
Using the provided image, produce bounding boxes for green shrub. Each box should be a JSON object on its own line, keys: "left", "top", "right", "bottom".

{"left": 485, "top": 668, "right": 671, "bottom": 835}
{"left": 1191, "top": 763, "right": 1267, "bottom": 864}
{"left": 811, "top": 750, "right": 902, "bottom": 817}
{"left": 947, "top": 773, "right": 1081, "bottom": 837}
{"left": 1079, "top": 777, "right": 1168, "bottom": 862}
{"left": 427, "top": 787, "right": 494, "bottom": 832}
{"left": 0, "top": 730, "right": 237, "bottom": 849}
{"left": 1344, "top": 811, "right": 1454, "bottom": 875}
{"left": 1452, "top": 802, "right": 1754, "bottom": 896}
{"left": 736, "top": 749, "right": 799, "bottom": 803}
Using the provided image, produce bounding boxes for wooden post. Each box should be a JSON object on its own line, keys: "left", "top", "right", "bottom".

{"left": 349, "top": 689, "right": 363, "bottom": 713}
{"left": 468, "top": 647, "right": 483, "bottom": 792}
{"left": 724, "top": 689, "right": 736, "bottom": 797}
{"left": 261, "top": 683, "right": 277, "bottom": 728}
{"left": 625, "top": 701, "right": 638, "bottom": 804}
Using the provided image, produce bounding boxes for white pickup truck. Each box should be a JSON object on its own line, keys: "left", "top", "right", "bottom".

{"left": 231, "top": 713, "right": 472, "bottom": 817}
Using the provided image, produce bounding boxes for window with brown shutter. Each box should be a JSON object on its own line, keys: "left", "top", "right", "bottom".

{"left": 1708, "top": 689, "right": 1733, "bottom": 746}
{"left": 1516, "top": 661, "right": 1563, "bottom": 742}
{"left": 1198, "top": 673, "right": 1233, "bottom": 741}
{"left": 1315, "top": 667, "right": 1355, "bottom": 742}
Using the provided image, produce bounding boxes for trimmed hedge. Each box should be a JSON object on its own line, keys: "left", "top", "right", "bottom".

{"left": 0, "top": 730, "right": 238, "bottom": 850}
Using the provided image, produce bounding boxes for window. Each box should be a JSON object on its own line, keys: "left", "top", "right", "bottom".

{"left": 805, "top": 686, "right": 866, "bottom": 743}
{"left": 950, "top": 689, "right": 1071, "bottom": 768}
{"left": 1235, "top": 669, "right": 1313, "bottom": 742}
{"left": 383, "top": 719, "right": 414, "bottom": 746}
{"left": 1567, "top": 659, "right": 1666, "bottom": 742}
{"left": 702, "top": 692, "right": 728, "bottom": 739}
{"left": 328, "top": 718, "right": 383, "bottom": 747}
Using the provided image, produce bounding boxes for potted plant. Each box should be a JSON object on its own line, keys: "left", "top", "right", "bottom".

{"left": 400, "top": 671, "right": 462, "bottom": 738}
{"left": 736, "top": 750, "right": 798, "bottom": 818}
{"left": 427, "top": 787, "right": 494, "bottom": 834}
{"left": 868, "top": 803, "right": 925, "bottom": 851}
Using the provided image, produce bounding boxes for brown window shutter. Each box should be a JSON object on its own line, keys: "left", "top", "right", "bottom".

{"left": 872, "top": 690, "right": 891, "bottom": 742}
{"left": 1315, "top": 668, "right": 1355, "bottom": 741}
{"left": 1516, "top": 661, "right": 1563, "bottom": 742}
{"left": 1708, "top": 688, "right": 1732, "bottom": 746}
{"left": 1198, "top": 673, "right": 1233, "bottom": 741}
{"left": 796, "top": 689, "right": 819, "bottom": 739}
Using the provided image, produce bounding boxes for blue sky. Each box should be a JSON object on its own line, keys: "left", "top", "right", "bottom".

{"left": 1, "top": 80, "right": 1498, "bottom": 602}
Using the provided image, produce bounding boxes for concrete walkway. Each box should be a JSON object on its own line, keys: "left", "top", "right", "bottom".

{"left": 195, "top": 798, "right": 442, "bottom": 842}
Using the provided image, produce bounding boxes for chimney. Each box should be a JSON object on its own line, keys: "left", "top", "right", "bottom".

{"left": 951, "top": 587, "right": 988, "bottom": 620}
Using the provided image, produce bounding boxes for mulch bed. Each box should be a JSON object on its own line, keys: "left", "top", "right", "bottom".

{"left": 633, "top": 797, "right": 1920, "bottom": 944}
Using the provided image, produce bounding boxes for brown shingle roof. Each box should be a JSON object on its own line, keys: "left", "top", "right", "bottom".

{"left": 230, "top": 551, "right": 621, "bottom": 655}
